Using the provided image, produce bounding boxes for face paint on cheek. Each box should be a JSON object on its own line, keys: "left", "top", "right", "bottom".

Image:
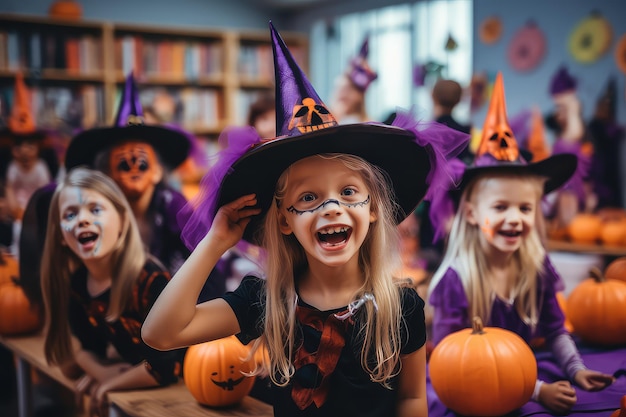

{"left": 480, "top": 218, "right": 495, "bottom": 241}
{"left": 93, "top": 221, "right": 103, "bottom": 255}
{"left": 61, "top": 222, "right": 72, "bottom": 233}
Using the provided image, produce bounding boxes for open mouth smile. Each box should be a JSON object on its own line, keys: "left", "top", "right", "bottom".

{"left": 317, "top": 225, "right": 352, "bottom": 247}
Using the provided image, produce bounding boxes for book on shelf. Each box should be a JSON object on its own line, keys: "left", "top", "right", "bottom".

{"left": 115, "top": 35, "right": 223, "bottom": 80}
{"left": 0, "top": 29, "right": 102, "bottom": 73}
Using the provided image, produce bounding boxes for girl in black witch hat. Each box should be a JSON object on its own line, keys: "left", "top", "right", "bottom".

{"left": 143, "top": 22, "right": 468, "bottom": 417}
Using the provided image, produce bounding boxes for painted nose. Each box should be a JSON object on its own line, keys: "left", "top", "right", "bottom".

{"left": 319, "top": 199, "right": 342, "bottom": 216}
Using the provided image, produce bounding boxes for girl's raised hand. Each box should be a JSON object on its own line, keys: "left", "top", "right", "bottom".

{"left": 207, "top": 194, "right": 260, "bottom": 249}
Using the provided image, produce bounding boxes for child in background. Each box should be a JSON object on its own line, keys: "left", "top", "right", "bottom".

{"left": 427, "top": 73, "right": 614, "bottom": 415}
{"left": 1, "top": 72, "right": 54, "bottom": 257}
{"left": 247, "top": 93, "right": 276, "bottom": 139}
{"left": 41, "top": 167, "right": 184, "bottom": 417}
{"left": 330, "top": 36, "right": 377, "bottom": 124}
{"left": 142, "top": 23, "right": 467, "bottom": 417}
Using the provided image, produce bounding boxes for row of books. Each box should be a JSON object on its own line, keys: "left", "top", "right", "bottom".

{"left": 238, "top": 43, "right": 305, "bottom": 81}
{"left": 115, "top": 36, "right": 224, "bottom": 80}
{"left": 0, "top": 84, "right": 105, "bottom": 132}
{"left": 0, "top": 30, "right": 103, "bottom": 73}
{"left": 121, "top": 86, "right": 222, "bottom": 130}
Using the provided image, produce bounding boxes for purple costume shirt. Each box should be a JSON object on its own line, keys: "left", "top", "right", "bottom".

{"left": 429, "top": 258, "right": 566, "bottom": 347}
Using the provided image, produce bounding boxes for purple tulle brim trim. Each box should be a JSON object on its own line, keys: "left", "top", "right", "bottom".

{"left": 428, "top": 158, "right": 467, "bottom": 243}
{"left": 177, "top": 126, "right": 262, "bottom": 251}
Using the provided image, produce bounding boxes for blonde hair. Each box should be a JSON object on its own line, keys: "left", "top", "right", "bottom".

{"left": 256, "top": 154, "right": 405, "bottom": 388}
{"left": 42, "top": 167, "right": 146, "bottom": 366}
{"left": 429, "top": 172, "right": 547, "bottom": 329}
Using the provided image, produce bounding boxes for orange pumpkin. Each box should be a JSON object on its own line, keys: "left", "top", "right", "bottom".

{"left": 605, "top": 257, "right": 626, "bottom": 283}
{"left": 429, "top": 317, "right": 537, "bottom": 416}
{"left": 183, "top": 336, "right": 255, "bottom": 407}
{"left": 556, "top": 292, "right": 574, "bottom": 333}
{"left": 0, "top": 278, "right": 41, "bottom": 335}
{"left": 0, "top": 252, "right": 19, "bottom": 287}
{"left": 601, "top": 220, "right": 626, "bottom": 246}
{"left": 48, "top": 1, "right": 83, "bottom": 20}
{"left": 615, "top": 34, "right": 626, "bottom": 75}
{"left": 568, "top": 213, "right": 603, "bottom": 244}
{"left": 610, "top": 395, "right": 626, "bottom": 417}
{"left": 566, "top": 267, "right": 626, "bottom": 346}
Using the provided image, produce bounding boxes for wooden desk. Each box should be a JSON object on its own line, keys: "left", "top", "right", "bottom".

{"left": 0, "top": 332, "right": 84, "bottom": 417}
{"left": 108, "top": 382, "right": 273, "bottom": 417}
{"left": 547, "top": 240, "right": 626, "bottom": 257}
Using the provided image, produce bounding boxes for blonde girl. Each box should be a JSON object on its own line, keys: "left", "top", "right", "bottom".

{"left": 142, "top": 22, "right": 467, "bottom": 417}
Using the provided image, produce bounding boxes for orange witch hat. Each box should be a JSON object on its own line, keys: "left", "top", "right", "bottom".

{"left": 476, "top": 72, "right": 519, "bottom": 162}
{"left": 527, "top": 107, "right": 550, "bottom": 162}
{"left": 7, "top": 72, "right": 38, "bottom": 136}
{"left": 460, "top": 72, "right": 577, "bottom": 195}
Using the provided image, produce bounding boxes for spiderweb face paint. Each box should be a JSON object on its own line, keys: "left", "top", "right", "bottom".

{"left": 286, "top": 195, "right": 370, "bottom": 215}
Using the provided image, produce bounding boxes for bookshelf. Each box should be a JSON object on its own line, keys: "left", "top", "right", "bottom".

{"left": 0, "top": 13, "right": 309, "bottom": 138}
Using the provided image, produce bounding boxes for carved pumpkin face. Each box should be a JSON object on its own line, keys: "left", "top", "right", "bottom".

{"left": 109, "top": 141, "right": 162, "bottom": 200}
{"left": 479, "top": 123, "right": 519, "bottom": 162}
{"left": 288, "top": 97, "right": 337, "bottom": 133}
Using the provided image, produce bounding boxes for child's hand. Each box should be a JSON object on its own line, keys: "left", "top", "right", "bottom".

{"left": 574, "top": 369, "right": 615, "bottom": 391}
{"left": 207, "top": 194, "right": 260, "bottom": 249}
{"left": 538, "top": 380, "right": 577, "bottom": 414}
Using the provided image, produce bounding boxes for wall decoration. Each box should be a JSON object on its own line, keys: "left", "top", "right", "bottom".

{"left": 479, "top": 16, "right": 502, "bottom": 45}
{"left": 507, "top": 21, "right": 546, "bottom": 72}
{"left": 615, "top": 33, "right": 626, "bottom": 74}
{"left": 569, "top": 12, "right": 613, "bottom": 63}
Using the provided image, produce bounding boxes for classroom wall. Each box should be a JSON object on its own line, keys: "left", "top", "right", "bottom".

{"left": 0, "top": 0, "right": 275, "bottom": 30}
{"left": 471, "top": 0, "right": 626, "bottom": 127}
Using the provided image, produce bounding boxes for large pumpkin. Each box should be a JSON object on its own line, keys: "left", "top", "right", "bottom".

{"left": 429, "top": 317, "right": 537, "bottom": 416}
{"left": 183, "top": 336, "right": 255, "bottom": 407}
{"left": 0, "top": 278, "right": 41, "bottom": 335}
{"left": 605, "top": 257, "right": 626, "bottom": 283}
{"left": 567, "top": 267, "right": 626, "bottom": 346}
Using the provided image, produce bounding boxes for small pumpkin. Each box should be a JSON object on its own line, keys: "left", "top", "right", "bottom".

{"left": 0, "top": 278, "right": 41, "bottom": 335}
{"left": 568, "top": 213, "right": 603, "bottom": 244}
{"left": 429, "top": 317, "right": 537, "bottom": 416}
{"left": 48, "top": 1, "right": 83, "bottom": 20}
{"left": 0, "top": 252, "right": 19, "bottom": 287}
{"left": 556, "top": 292, "right": 574, "bottom": 333}
{"left": 605, "top": 257, "right": 626, "bottom": 283}
{"left": 611, "top": 395, "right": 626, "bottom": 417}
{"left": 183, "top": 336, "right": 255, "bottom": 407}
{"left": 566, "top": 267, "right": 626, "bottom": 346}
{"left": 600, "top": 219, "right": 626, "bottom": 246}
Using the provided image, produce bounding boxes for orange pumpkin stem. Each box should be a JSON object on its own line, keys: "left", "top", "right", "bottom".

{"left": 471, "top": 316, "right": 485, "bottom": 334}
{"left": 589, "top": 266, "right": 605, "bottom": 283}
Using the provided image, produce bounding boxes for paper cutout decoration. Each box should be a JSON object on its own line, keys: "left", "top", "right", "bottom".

{"left": 508, "top": 21, "right": 546, "bottom": 72}
{"left": 615, "top": 33, "right": 626, "bottom": 75}
{"left": 479, "top": 16, "right": 502, "bottom": 45}
{"left": 569, "top": 12, "right": 613, "bottom": 63}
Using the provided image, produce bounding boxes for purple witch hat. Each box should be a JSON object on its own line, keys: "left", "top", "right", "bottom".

{"left": 346, "top": 36, "right": 378, "bottom": 92}
{"left": 179, "top": 22, "right": 469, "bottom": 248}
{"left": 550, "top": 65, "right": 577, "bottom": 95}
{"left": 65, "top": 71, "right": 191, "bottom": 170}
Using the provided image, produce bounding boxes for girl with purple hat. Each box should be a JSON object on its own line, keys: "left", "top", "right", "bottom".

{"left": 427, "top": 73, "right": 616, "bottom": 416}
{"left": 143, "top": 22, "right": 468, "bottom": 417}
